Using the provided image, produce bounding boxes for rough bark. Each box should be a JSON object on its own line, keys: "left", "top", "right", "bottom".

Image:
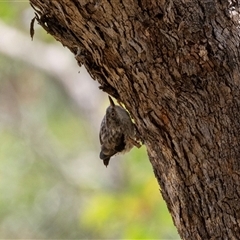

{"left": 29, "top": 0, "right": 240, "bottom": 239}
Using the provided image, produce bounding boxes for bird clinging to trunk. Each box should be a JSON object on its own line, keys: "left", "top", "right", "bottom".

{"left": 99, "top": 96, "right": 141, "bottom": 167}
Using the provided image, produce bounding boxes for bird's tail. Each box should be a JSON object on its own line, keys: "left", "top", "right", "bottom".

{"left": 99, "top": 151, "right": 111, "bottom": 167}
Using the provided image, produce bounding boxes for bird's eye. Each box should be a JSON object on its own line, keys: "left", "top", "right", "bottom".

{"left": 111, "top": 112, "right": 115, "bottom": 117}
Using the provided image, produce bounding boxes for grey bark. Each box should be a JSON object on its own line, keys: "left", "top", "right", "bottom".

{"left": 30, "top": 0, "right": 240, "bottom": 239}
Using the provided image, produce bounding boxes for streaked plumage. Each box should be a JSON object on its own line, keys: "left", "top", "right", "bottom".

{"left": 99, "top": 96, "right": 139, "bottom": 167}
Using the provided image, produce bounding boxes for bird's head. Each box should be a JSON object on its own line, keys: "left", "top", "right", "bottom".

{"left": 105, "top": 96, "right": 121, "bottom": 126}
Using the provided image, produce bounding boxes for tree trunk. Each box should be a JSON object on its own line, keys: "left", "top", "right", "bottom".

{"left": 29, "top": 0, "right": 240, "bottom": 239}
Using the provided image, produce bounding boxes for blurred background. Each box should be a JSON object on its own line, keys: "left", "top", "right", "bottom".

{"left": 0, "top": 1, "right": 180, "bottom": 239}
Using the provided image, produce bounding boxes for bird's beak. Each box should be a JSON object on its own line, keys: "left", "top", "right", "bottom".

{"left": 108, "top": 96, "right": 115, "bottom": 107}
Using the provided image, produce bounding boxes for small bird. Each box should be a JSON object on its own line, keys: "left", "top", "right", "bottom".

{"left": 99, "top": 96, "right": 141, "bottom": 167}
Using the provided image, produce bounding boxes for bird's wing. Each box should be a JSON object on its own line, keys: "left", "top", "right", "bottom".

{"left": 114, "top": 134, "right": 125, "bottom": 152}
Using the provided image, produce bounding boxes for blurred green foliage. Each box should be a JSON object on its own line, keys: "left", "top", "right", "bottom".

{"left": 0, "top": 2, "right": 180, "bottom": 239}
{"left": 81, "top": 147, "right": 179, "bottom": 239}
{"left": 0, "top": 1, "right": 56, "bottom": 42}
{"left": 0, "top": 2, "right": 21, "bottom": 23}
